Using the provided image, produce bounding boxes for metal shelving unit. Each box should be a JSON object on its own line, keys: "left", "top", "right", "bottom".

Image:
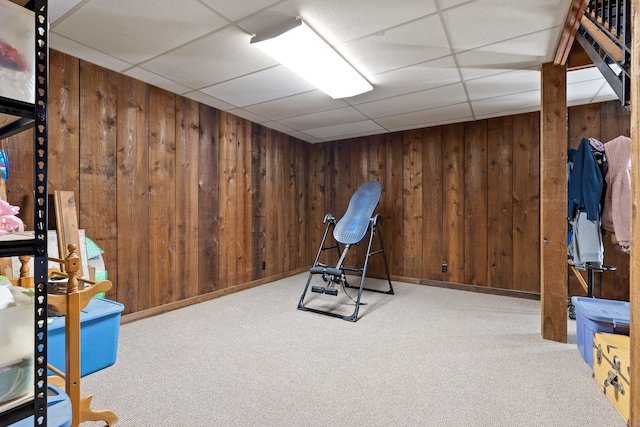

{"left": 0, "top": 0, "right": 48, "bottom": 425}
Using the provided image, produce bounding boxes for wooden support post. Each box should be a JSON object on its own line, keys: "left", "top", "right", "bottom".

{"left": 540, "top": 62, "right": 568, "bottom": 342}
{"left": 629, "top": 1, "right": 640, "bottom": 424}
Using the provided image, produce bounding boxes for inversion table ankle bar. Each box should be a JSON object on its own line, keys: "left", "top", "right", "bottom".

{"left": 297, "top": 180, "right": 393, "bottom": 322}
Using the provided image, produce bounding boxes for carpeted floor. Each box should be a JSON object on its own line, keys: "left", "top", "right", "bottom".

{"left": 79, "top": 273, "right": 626, "bottom": 426}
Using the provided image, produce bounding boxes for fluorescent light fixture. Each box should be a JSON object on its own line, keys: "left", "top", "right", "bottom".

{"left": 250, "top": 18, "right": 372, "bottom": 99}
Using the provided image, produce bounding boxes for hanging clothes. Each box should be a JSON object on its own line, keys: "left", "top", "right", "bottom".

{"left": 568, "top": 210, "right": 603, "bottom": 269}
{"left": 567, "top": 137, "right": 605, "bottom": 267}
{"left": 602, "top": 135, "right": 631, "bottom": 251}
{"left": 568, "top": 137, "right": 604, "bottom": 221}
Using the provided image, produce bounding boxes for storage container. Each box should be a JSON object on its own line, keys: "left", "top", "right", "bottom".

{"left": 572, "top": 296, "right": 630, "bottom": 368}
{"left": 48, "top": 298, "right": 124, "bottom": 377}
{"left": 0, "top": 302, "right": 34, "bottom": 409}
{"left": 9, "top": 385, "right": 72, "bottom": 427}
{"left": 593, "top": 332, "right": 630, "bottom": 425}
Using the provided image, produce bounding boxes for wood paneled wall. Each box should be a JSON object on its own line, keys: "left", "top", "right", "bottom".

{"left": 309, "top": 102, "right": 629, "bottom": 300}
{"left": 308, "top": 115, "right": 542, "bottom": 293}
{"left": 0, "top": 50, "right": 631, "bottom": 316}
{"left": 1, "top": 51, "right": 311, "bottom": 315}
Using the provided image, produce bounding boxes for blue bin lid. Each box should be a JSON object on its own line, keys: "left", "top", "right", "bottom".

{"left": 48, "top": 297, "right": 124, "bottom": 329}
{"left": 571, "top": 296, "right": 630, "bottom": 327}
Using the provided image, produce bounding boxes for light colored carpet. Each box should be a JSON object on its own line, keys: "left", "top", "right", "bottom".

{"left": 79, "top": 273, "right": 625, "bottom": 426}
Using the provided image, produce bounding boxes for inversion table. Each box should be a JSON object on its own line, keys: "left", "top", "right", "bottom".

{"left": 297, "top": 180, "right": 393, "bottom": 321}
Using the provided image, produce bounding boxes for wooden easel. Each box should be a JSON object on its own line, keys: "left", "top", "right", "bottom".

{"left": 47, "top": 244, "right": 119, "bottom": 426}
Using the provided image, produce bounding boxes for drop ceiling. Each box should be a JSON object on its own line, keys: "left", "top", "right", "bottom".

{"left": 44, "top": 0, "right": 615, "bottom": 143}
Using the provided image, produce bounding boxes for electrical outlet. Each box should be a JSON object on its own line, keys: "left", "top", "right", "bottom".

{"left": 441, "top": 262, "right": 448, "bottom": 273}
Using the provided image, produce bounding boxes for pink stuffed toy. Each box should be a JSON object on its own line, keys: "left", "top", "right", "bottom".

{"left": 0, "top": 198, "right": 23, "bottom": 235}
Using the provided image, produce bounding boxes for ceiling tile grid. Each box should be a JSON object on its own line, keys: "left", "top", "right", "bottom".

{"left": 47, "top": 0, "right": 619, "bottom": 143}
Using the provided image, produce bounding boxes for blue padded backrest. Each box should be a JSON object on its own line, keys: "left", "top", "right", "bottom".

{"left": 333, "top": 180, "right": 382, "bottom": 245}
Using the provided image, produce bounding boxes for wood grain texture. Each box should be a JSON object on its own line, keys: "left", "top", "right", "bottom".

{"left": 197, "top": 105, "right": 219, "bottom": 295}
{"left": 116, "top": 75, "right": 150, "bottom": 313}
{"left": 442, "top": 124, "right": 465, "bottom": 284}
{"left": 487, "top": 116, "right": 513, "bottom": 289}
{"left": 383, "top": 133, "right": 404, "bottom": 276}
{"left": 512, "top": 113, "right": 540, "bottom": 293}
{"left": 251, "top": 123, "right": 267, "bottom": 281}
{"left": 147, "top": 86, "right": 176, "bottom": 307}
{"left": 48, "top": 50, "right": 80, "bottom": 196}
{"left": 463, "top": 121, "right": 488, "bottom": 286}
{"left": 540, "top": 62, "right": 568, "bottom": 342}
{"left": 175, "top": 96, "right": 200, "bottom": 299}
{"left": 218, "top": 112, "right": 252, "bottom": 287}
{"left": 54, "top": 190, "right": 83, "bottom": 276}
{"left": 402, "top": 130, "right": 424, "bottom": 278}
{"left": 78, "top": 60, "right": 118, "bottom": 300}
{"left": 422, "top": 127, "right": 444, "bottom": 281}
{"left": 568, "top": 103, "right": 601, "bottom": 147}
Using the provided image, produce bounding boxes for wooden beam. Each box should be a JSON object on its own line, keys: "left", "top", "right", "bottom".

{"left": 540, "top": 62, "right": 568, "bottom": 342}
{"left": 579, "top": 14, "right": 624, "bottom": 63}
{"left": 554, "top": 0, "right": 588, "bottom": 65}
{"left": 629, "top": 1, "right": 640, "bottom": 424}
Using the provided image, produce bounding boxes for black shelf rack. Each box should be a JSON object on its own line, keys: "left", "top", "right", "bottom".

{"left": 0, "top": 0, "right": 49, "bottom": 426}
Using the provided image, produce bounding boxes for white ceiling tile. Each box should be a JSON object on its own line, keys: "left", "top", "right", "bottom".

{"left": 324, "top": 128, "right": 389, "bottom": 142}
{"left": 443, "top": 0, "right": 572, "bottom": 52}
{"left": 466, "top": 68, "right": 539, "bottom": 101}
{"left": 376, "top": 103, "right": 473, "bottom": 130}
{"left": 567, "top": 79, "right": 608, "bottom": 104}
{"left": 337, "top": 14, "right": 450, "bottom": 76}
{"left": 199, "top": 0, "right": 280, "bottom": 22}
{"left": 49, "top": 0, "right": 84, "bottom": 24}
{"left": 244, "top": 90, "right": 348, "bottom": 121}
{"left": 594, "top": 80, "right": 617, "bottom": 98}
{"left": 123, "top": 67, "right": 193, "bottom": 95}
{"left": 457, "top": 28, "right": 559, "bottom": 81}
{"left": 142, "top": 27, "right": 276, "bottom": 89}
{"left": 471, "top": 89, "right": 540, "bottom": 117}
{"left": 183, "top": 91, "right": 237, "bottom": 111}
{"left": 201, "top": 66, "right": 315, "bottom": 107}
{"left": 438, "top": 0, "right": 477, "bottom": 10}
{"left": 52, "top": 0, "right": 228, "bottom": 65}
{"left": 286, "top": 130, "right": 323, "bottom": 143}
{"left": 279, "top": 107, "right": 368, "bottom": 131}
{"left": 590, "top": 93, "right": 620, "bottom": 105}
{"left": 348, "top": 56, "right": 461, "bottom": 105}
{"left": 228, "top": 108, "right": 270, "bottom": 124}
{"left": 305, "top": 120, "right": 384, "bottom": 140}
{"left": 43, "top": 0, "right": 610, "bottom": 143}
{"left": 474, "top": 106, "right": 540, "bottom": 121}
{"left": 257, "top": 121, "right": 295, "bottom": 134}
{"left": 239, "top": 0, "right": 438, "bottom": 45}
{"left": 356, "top": 83, "right": 468, "bottom": 119}
{"left": 49, "top": 34, "right": 132, "bottom": 73}
{"left": 567, "top": 67, "right": 608, "bottom": 84}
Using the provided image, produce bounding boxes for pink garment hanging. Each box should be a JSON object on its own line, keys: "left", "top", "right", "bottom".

{"left": 602, "top": 135, "right": 631, "bottom": 250}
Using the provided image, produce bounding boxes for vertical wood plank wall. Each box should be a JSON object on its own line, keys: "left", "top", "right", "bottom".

{"left": 1, "top": 51, "right": 311, "bottom": 315}
{"left": 0, "top": 50, "right": 631, "bottom": 316}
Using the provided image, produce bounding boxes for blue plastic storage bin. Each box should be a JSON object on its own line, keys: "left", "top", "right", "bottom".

{"left": 571, "top": 296, "right": 630, "bottom": 368}
{"left": 47, "top": 298, "right": 124, "bottom": 377}
{"left": 9, "top": 385, "right": 72, "bottom": 427}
